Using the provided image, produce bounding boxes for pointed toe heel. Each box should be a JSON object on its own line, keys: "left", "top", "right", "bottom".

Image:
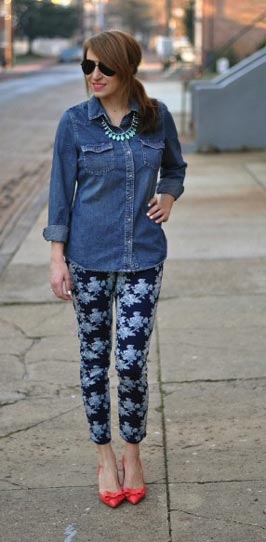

{"left": 122, "top": 456, "right": 146, "bottom": 505}
{"left": 97, "top": 465, "right": 125, "bottom": 508}
{"left": 98, "top": 489, "right": 125, "bottom": 508}
{"left": 123, "top": 486, "right": 146, "bottom": 505}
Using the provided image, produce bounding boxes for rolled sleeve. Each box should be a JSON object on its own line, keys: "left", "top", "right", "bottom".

{"left": 43, "top": 225, "right": 69, "bottom": 242}
{"left": 43, "top": 110, "right": 77, "bottom": 243}
{"left": 157, "top": 105, "right": 187, "bottom": 200}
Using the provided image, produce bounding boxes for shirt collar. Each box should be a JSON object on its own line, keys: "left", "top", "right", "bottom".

{"left": 87, "top": 96, "right": 139, "bottom": 120}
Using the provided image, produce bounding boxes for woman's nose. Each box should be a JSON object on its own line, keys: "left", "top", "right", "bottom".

{"left": 92, "top": 66, "right": 102, "bottom": 78}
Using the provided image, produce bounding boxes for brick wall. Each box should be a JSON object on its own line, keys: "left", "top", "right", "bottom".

{"left": 202, "top": 0, "right": 266, "bottom": 64}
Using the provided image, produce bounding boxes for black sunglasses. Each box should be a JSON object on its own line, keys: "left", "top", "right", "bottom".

{"left": 81, "top": 59, "right": 116, "bottom": 77}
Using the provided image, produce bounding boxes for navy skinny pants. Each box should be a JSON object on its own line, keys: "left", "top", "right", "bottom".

{"left": 68, "top": 261, "right": 163, "bottom": 444}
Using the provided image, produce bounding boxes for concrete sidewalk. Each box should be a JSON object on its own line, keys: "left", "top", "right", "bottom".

{"left": 1, "top": 150, "right": 266, "bottom": 541}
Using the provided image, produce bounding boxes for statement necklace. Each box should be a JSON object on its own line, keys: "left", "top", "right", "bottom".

{"left": 101, "top": 112, "right": 138, "bottom": 141}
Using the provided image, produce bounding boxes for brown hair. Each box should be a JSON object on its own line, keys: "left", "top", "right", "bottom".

{"left": 83, "top": 30, "right": 158, "bottom": 133}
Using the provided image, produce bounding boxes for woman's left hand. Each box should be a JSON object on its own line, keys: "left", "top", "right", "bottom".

{"left": 147, "top": 194, "right": 175, "bottom": 223}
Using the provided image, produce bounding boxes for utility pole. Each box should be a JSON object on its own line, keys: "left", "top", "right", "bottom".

{"left": 4, "top": 0, "right": 12, "bottom": 67}
{"left": 96, "top": 0, "right": 104, "bottom": 32}
{"left": 194, "top": 0, "right": 203, "bottom": 68}
{"left": 165, "top": 0, "right": 172, "bottom": 36}
{"left": 78, "top": 0, "right": 85, "bottom": 43}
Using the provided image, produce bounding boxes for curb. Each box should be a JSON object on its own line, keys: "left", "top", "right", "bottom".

{"left": 0, "top": 59, "right": 58, "bottom": 82}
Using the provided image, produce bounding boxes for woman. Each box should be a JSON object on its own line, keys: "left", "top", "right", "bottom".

{"left": 43, "top": 30, "right": 187, "bottom": 507}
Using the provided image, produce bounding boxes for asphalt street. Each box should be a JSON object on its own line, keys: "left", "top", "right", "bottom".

{"left": 0, "top": 65, "right": 82, "bottom": 104}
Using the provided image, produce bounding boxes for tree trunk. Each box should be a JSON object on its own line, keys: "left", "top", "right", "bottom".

{"left": 27, "top": 38, "right": 33, "bottom": 55}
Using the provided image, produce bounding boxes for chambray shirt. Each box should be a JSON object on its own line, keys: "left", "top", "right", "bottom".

{"left": 43, "top": 96, "right": 187, "bottom": 271}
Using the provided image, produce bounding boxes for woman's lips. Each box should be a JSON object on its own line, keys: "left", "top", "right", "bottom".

{"left": 92, "top": 83, "right": 106, "bottom": 91}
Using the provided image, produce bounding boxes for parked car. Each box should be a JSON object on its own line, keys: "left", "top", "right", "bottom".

{"left": 58, "top": 46, "right": 83, "bottom": 63}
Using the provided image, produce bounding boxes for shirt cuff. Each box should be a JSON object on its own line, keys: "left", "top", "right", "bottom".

{"left": 157, "top": 182, "right": 184, "bottom": 200}
{"left": 43, "top": 225, "right": 69, "bottom": 243}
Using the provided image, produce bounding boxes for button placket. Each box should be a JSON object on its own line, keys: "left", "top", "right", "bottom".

{"left": 123, "top": 142, "right": 135, "bottom": 268}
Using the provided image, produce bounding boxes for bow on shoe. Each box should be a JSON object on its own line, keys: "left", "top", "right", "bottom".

{"left": 121, "top": 456, "right": 146, "bottom": 505}
{"left": 123, "top": 486, "right": 146, "bottom": 505}
{"left": 97, "top": 465, "right": 125, "bottom": 508}
{"left": 99, "top": 489, "right": 125, "bottom": 508}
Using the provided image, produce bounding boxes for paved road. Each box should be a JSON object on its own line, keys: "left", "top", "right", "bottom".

{"left": 0, "top": 66, "right": 86, "bottom": 273}
{"left": 0, "top": 65, "right": 81, "bottom": 104}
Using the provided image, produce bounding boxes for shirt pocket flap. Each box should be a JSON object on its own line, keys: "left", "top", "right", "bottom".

{"left": 81, "top": 142, "right": 113, "bottom": 154}
{"left": 140, "top": 139, "right": 165, "bottom": 170}
{"left": 80, "top": 142, "right": 115, "bottom": 174}
{"left": 140, "top": 139, "right": 165, "bottom": 150}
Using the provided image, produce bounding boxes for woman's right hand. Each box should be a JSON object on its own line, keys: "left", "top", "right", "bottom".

{"left": 50, "top": 258, "right": 72, "bottom": 301}
{"left": 50, "top": 242, "right": 72, "bottom": 301}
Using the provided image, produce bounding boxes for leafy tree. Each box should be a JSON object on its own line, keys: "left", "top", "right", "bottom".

{"left": 184, "top": 0, "right": 195, "bottom": 45}
{"left": 13, "top": 0, "right": 79, "bottom": 54}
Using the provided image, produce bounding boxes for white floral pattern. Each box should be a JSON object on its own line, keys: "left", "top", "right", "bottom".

{"left": 68, "top": 262, "right": 163, "bottom": 444}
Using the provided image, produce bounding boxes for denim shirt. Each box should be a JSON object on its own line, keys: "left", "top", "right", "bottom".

{"left": 43, "top": 96, "right": 187, "bottom": 271}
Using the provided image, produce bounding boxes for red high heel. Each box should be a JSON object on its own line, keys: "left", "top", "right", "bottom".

{"left": 122, "top": 456, "right": 146, "bottom": 505}
{"left": 97, "top": 465, "right": 125, "bottom": 508}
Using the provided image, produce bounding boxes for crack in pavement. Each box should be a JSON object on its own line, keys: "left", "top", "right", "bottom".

{"left": 0, "top": 300, "right": 62, "bottom": 306}
{"left": 181, "top": 443, "right": 202, "bottom": 449}
{"left": 2, "top": 479, "right": 266, "bottom": 493}
{"left": 0, "top": 387, "right": 81, "bottom": 407}
{"left": 177, "top": 446, "right": 265, "bottom": 453}
{"left": 0, "top": 478, "right": 29, "bottom": 490}
{"left": 0, "top": 312, "right": 72, "bottom": 341}
{"left": 158, "top": 337, "right": 266, "bottom": 355}
{"left": 0, "top": 479, "right": 166, "bottom": 493}
{"left": 162, "top": 376, "right": 266, "bottom": 385}
{"left": 170, "top": 479, "right": 266, "bottom": 485}
{"left": 170, "top": 507, "right": 266, "bottom": 533}
{"left": 0, "top": 395, "right": 27, "bottom": 407}
{"left": 0, "top": 316, "right": 28, "bottom": 338}
{"left": 0, "top": 404, "right": 82, "bottom": 440}
{"left": 24, "top": 305, "right": 72, "bottom": 337}
{"left": 155, "top": 317, "right": 173, "bottom": 542}
{"left": 2, "top": 289, "right": 266, "bottom": 306}
{"left": 159, "top": 292, "right": 266, "bottom": 301}
{"left": 149, "top": 477, "right": 166, "bottom": 484}
{"left": 20, "top": 339, "right": 41, "bottom": 380}
{"left": 25, "top": 358, "right": 79, "bottom": 364}
{"left": 0, "top": 317, "right": 40, "bottom": 380}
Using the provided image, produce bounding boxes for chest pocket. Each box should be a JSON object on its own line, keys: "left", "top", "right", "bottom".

{"left": 140, "top": 139, "right": 165, "bottom": 171}
{"left": 81, "top": 142, "right": 115, "bottom": 175}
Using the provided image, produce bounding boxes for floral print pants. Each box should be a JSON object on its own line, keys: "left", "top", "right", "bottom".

{"left": 68, "top": 262, "right": 163, "bottom": 444}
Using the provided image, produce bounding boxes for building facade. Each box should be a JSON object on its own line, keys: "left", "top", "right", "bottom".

{"left": 84, "top": 0, "right": 190, "bottom": 42}
{"left": 195, "top": 0, "right": 266, "bottom": 68}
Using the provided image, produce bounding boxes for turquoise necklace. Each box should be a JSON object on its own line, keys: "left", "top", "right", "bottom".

{"left": 101, "top": 112, "right": 138, "bottom": 142}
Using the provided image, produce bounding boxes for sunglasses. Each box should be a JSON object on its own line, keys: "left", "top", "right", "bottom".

{"left": 81, "top": 59, "right": 116, "bottom": 77}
